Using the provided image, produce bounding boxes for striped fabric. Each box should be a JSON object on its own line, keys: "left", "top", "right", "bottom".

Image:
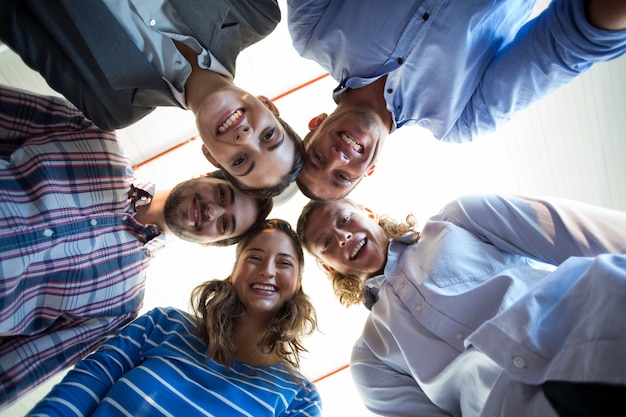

{"left": 0, "top": 86, "right": 161, "bottom": 406}
{"left": 27, "top": 307, "right": 323, "bottom": 417}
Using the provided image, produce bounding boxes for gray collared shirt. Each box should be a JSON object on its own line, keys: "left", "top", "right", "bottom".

{"left": 102, "top": 0, "right": 232, "bottom": 107}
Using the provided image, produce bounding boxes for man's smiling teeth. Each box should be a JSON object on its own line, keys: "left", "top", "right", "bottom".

{"left": 350, "top": 239, "right": 366, "bottom": 260}
{"left": 251, "top": 283, "right": 278, "bottom": 292}
{"left": 341, "top": 132, "right": 363, "bottom": 152}
{"left": 218, "top": 109, "right": 243, "bottom": 133}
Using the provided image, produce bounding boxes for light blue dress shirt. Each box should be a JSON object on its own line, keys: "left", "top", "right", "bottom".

{"left": 350, "top": 195, "right": 626, "bottom": 416}
{"left": 288, "top": 0, "right": 626, "bottom": 141}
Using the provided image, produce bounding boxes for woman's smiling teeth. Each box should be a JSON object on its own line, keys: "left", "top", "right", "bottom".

{"left": 350, "top": 239, "right": 366, "bottom": 260}
{"left": 341, "top": 132, "right": 363, "bottom": 152}
{"left": 218, "top": 109, "right": 244, "bottom": 133}
{"left": 251, "top": 283, "right": 278, "bottom": 293}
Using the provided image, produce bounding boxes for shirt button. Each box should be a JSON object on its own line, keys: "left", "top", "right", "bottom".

{"left": 122, "top": 215, "right": 129, "bottom": 222}
{"left": 422, "top": 12, "right": 430, "bottom": 21}
{"left": 396, "top": 57, "right": 403, "bottom": 65}
{"left": 140, "top": 196, "right": 148, "bottom": 201}
{"left": 513, "top": 356, "right": 526, "bottom": 368}
{"left": 42, "top": 228, "right": 54, "bottom": 237}
{"left": 175, "top": 60, "right": 182, "bottom": 66}
{"left": 149, "top": 19, "right": 156, "bottom": 27}
{"left": 387, "top": 88, "right": 393, "bottom": 94}
{"left": 455, "top": 332, "right": 464, "bottom": 340}
{"left": 90, "top": 219, "right": 98, "bottom": 226}
{"left": 415, "top": 304, "right": 423, "bottom": 312}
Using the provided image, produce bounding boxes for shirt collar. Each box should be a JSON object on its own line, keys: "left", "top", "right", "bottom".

{"left": 362, "top": 233, "right": 419, "bottom": 310}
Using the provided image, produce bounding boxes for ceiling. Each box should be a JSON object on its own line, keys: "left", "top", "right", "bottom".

{"left": 1, "top": 0, "right": 625, "bottom": 415}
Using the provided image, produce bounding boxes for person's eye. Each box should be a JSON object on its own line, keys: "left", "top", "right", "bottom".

{"left": 261, "top": 127, "right": 275, "bottom": 142}
{"left": 247, "top": 255, "right": 262, "bottom": 261}
{"left": 339, "top": 214, "right": 350, "bottom": 225}
{"left": 336, "top": 172, "right": 351, "bottom": 183}
{"left": 232, "top": 154, "right": 246, "bottom": 167}
{"left": 321, "top": 237, "right": 331, "bottom": 252}
{"left": 278, "top": 259, "right": 294, "bottom": 267}
{"left": 313, "top": 151, "right": 323, "bottom": 163}
{"left": 221, "top": 217, "right": 228, "bottom": 234}
{"left": 219, "top": 187, "right": 225, "bottom": 205}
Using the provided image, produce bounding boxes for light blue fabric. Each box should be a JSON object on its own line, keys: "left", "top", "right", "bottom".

{"left": 350, "top": 195, "right": 626, "bottom": 416}
{"left": 288, "top": 0, "right": 626, "bottom": 141}
{"left": 28, "top": 307, "right": 322, "bottom": 417}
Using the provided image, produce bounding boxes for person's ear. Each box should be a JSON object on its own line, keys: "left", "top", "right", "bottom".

{"left": 257, "top": 95, "right": 279, "bottom": 115}
{"left": 201, "top": 144, "right": 220, "bottom": 168}
{"left": 365, "top": 164, "right": 376, "bottom": 177}
{"left": 362, "top": 207, "right": 377, "bottom": 220}
{"left": 308, "top": 113, "right": 328, "bottom": 131}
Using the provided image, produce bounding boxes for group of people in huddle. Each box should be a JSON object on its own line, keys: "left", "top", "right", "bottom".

{"left": 1, "top": 0, "right": 626, "bottom": 416}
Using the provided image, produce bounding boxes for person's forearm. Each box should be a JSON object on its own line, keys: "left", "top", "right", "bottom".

{"left": 0, "top": 86, "right": 86, "bottom": 142}
{"left": 439, "top": 194, "right": 626, "bottom": 265}
{"left": 585, "top": 0, "right": 626, "bottom": 30}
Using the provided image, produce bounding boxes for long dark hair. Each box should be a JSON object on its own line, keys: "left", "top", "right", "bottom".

{"left": 191, "top": 219, "right": 317, "bottom": 369}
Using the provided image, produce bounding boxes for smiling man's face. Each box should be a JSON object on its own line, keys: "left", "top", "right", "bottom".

{"left": 297, "top": 106, "right": 387, "bottom": 200}
{"left": 164, "top": 177, "right": 258, "bottom": 245}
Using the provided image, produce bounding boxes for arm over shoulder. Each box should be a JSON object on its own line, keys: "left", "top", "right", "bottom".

{"left": 437, "top": 194, "right": 626, "bottom": 265}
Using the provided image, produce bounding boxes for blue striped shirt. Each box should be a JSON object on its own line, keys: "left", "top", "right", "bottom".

{"left": 28, "top": 307, "right": 323, "bottom": 417}
{"left": 0, "top": 86, "right": 162, "bottom": 405}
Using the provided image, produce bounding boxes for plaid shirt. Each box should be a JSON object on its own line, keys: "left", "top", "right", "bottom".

{"left": 0, "top": 86, "right": 162, "bottom": 406}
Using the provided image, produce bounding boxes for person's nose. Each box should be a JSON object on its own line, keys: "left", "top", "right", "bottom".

{"left": 234, "top": 126, "right": 252, "bottom": 143}
{"left": 204, "top": 202, "right": 225, "bottom": 221}
{"left": 335, "top": 230, "right": 352, "bottom": 247}
{"left": 327, "top": 146, "right": 350, "bottom": 169}
{"left": 258, "top": 260, "right": 276, "bottom": 278}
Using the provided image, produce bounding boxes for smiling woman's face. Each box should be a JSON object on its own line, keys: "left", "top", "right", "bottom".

{"left": 196, "top": 87, "right": 296, "bottom": 190}
{"left": 230, "top": 228, "right": 302, "bottom": 316}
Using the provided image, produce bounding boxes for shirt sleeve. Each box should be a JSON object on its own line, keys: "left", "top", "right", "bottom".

{"left": 0, "top": 314, "right": 136, "bottom": 406}
{"left": 0, "top": 86, "right": 94, "bottom": 143}
{"left": 437, "top": 194, "right": 626, "bottom": 266}
{"left": 26, "top": 310, "right": 162, "bottom": 417}
{"left": 350, "top": 343, "right": 451, "bottom": 417}
{"left": 445, "top": 0, "right": 626, "bottom": 142}
{"left": 286, "top": 0, "right": 331, "bottom": 56}
{"left": 285, "top": 383, "right": 323, "bottom": 417}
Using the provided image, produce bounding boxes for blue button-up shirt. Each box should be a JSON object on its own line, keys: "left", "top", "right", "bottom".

{"left": 350, "top": 195, "right": 626, "bottom": 416}
{"left": 288, "top": 0, "right": 626, "bottom": 141}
